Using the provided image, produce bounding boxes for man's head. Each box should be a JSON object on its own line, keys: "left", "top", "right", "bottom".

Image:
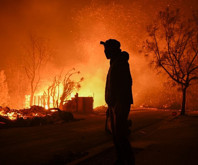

{"left": 100, "top": 39, "right": 121, "bottom": 59}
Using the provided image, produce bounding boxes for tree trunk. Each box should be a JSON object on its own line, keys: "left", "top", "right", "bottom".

{"left": 59, "top": 93, "right": 65, "bottom": 110}
{"left": 59, "top": 100, "right": 63, "bottom": 110}
{"left": 47, "top": 88, "right": 50, "bottom": 108}
{"left": 30, "top": 91, "right": 35, "bottom": 107}
{"left": 30, "top": 83, "right": 34, "bottom": 107}
{"left": 30, "top": 94, "right": 33, "bottom": 107}
{"left": 181, "top": 87, "right": 187, "bottom": 115}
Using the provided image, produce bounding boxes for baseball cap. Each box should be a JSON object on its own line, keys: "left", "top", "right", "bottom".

{"left": 100, "top": 39, "right": 121, "bottom": 49}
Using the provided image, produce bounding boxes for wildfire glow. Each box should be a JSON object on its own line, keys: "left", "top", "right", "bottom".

{"left": 1, "top": 0, "right": 198, "bottom": 113}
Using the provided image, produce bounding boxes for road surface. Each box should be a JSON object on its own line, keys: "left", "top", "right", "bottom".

{"left": 0, "top": 109, "right": 174, "bottom": 165}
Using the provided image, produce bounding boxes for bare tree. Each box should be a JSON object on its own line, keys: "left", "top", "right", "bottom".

{"left": 46, "top": 79, "right": 55, "bottom": 108}
{"left": 47, "top": 76, "right": 61, "bottom": 108}
{"left": 144, "top": 8, "right": 198, "bottom": 115}
{"left": 24, "top": 35, "right": 51, "bottom": 106}
{"left": 59, "top": 68, "right": 83, "bottom": 110}
{"left": 43, "top": 68, "right": 83, "bottom": 109}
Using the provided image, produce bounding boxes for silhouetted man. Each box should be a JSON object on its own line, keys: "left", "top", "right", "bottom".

{"left": 100, "top": 39, "right": 134, "bottom": 165}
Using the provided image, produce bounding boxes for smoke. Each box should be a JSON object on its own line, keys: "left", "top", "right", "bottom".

{"left": 0, "top": 0, "right": 198, "bottom": 108}
{"left": 72, "top": 0, "right": 198, "bottom": 107}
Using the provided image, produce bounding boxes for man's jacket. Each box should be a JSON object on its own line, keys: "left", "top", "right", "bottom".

{"left": 105, "top": 51, "right": 133, "bottom": 106}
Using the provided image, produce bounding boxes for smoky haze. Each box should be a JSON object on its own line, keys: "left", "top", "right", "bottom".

{"left": 0, "top": 0, "right": 198, "bottom": 108}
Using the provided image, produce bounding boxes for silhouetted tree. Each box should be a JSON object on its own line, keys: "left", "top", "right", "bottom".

{"left": 46, "top": 75, "right": 61, "bottom": 108}
{"left": 59, "top": 68, "right": 83, "bottom": 110}
{"left": 144, "top": 8, "right": 198, "bottom": 115}
{"left": 43, "top": 68, "right": 83, "bottom": 109}
{"left": 24, "top": 35, "right": 51, "bottom": 106}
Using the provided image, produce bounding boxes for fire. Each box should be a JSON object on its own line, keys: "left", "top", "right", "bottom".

{"left": 24, "top": 75, "right": 97, "bottom": 109}
{"left": 0, "top": 108, "right": 18, "bottom": 120}
{"left": 24, "top": 92, "right": 76, "bottom": 109}
{"left": 45, "top": 105, "right": 49, "bottom": 110}
{"left": 0, "top": 106, "right": 59, "bottom": 121}
{"left": 50, "top": 110, "right": 57, "bottom": 112}
{"left": 7, "top": 112, "right": 16, "bottom": 120}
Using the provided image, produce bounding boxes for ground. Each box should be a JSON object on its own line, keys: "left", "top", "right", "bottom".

{"left": 78, "top": 111, "right": 198, "bottom": 165}
{"left": 134, "top": 114, "right": 198, "bottom": 165}
{"left": 0, "top": 109, "right": 198, "bottom": 165}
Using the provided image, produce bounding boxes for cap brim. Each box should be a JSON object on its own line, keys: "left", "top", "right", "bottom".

{"left": 100, "top": 41, "right": 105, "bottom": 45}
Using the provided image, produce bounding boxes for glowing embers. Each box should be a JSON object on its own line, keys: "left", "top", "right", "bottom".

{"left": 7, "top": 112, "right": 16, "bottom": 120}
{"left": 0, "top": 106, "right": 58, "bottom": 121}
{"left": 0, "top": 107, "right": 21, "bottom": 120}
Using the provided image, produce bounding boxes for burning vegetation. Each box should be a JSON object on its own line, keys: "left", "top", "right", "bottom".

{"left": 0, "top": 106, "right": 74, "bottom": 128}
